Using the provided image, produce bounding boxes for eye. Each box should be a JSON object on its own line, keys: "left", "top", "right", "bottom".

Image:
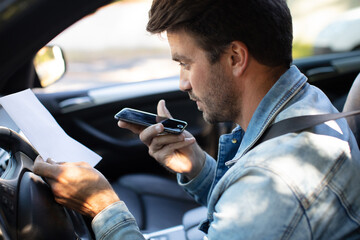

{"left": 179, "top": 62, "right": 190, "bottom": 70}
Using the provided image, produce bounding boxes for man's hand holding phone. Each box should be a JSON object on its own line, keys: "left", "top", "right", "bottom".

{"left": 117, "top": 100, "right": 205, "bottom": 180}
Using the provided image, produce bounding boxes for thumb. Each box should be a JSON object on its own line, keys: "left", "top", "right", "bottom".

{"left": 157, "top": 99, "right": 173, "bottom": 118}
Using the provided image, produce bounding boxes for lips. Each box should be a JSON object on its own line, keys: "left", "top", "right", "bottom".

{"left": 188, "top": 92, "right": 198, "bottom": 102}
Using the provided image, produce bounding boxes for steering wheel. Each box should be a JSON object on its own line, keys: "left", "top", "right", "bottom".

{"left": 0, "top": 127, "right": 93, "bottom": 240}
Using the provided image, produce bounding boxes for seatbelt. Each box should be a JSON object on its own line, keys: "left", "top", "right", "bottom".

{"left": 256, "top": 109, "right": 360, "bottom": 146}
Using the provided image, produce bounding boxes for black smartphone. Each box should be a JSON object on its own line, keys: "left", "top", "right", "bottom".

{"left": 114, "top": 107, "right": 187, "bottom": 134}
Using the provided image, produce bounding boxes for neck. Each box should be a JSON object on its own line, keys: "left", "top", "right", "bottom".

{"left": 236, "top": 60, "right": 287, "bottom": 131}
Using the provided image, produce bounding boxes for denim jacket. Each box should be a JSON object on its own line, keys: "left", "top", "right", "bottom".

{"left": 92, "top": 66, "right": 360, "bottom": 239}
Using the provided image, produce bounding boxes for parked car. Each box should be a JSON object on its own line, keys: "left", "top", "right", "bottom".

{"left": 314, "top": 7, "right": 360, "bottom": 55}
{"left": 0, "top": 0, "right": 360, "bottom": 239}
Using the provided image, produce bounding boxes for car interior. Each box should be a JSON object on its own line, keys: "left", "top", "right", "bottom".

{"left": 0, "top": 0, "right": 360, "bottom": 239}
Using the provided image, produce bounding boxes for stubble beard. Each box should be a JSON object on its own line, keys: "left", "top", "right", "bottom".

{"left": 202, "top": 97, "right": 237, "bottom": 124}
{"left": 191, "top": 68, "right": 238, "bottom": 124}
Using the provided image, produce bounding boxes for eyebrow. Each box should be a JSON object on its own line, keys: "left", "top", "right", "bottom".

{"left": 172, "top": 53, "right": 192, "bottom": 63}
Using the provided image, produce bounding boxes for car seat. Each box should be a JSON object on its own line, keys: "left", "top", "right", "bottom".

{"left": 343, "top": 73, "right": 360, "bottom": 146}
{"left": 111, "top": 173, "right": 199, "bottom": 232}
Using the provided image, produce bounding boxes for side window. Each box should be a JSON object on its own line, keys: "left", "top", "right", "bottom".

{"left": 289, "top": 0, "right": 360, "bottom": 59}
{"left": 41, "top": 0, "right": 360, "bottom": 92}
{"left": 44, "top": 0, "right": 178, "bottom": 92}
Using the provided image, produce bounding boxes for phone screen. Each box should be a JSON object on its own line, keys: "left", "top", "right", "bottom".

{"left": 115, "top": 108, "right": 187, "bottom": 134}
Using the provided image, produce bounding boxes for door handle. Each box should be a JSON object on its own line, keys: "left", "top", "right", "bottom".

{"left": 59, "top": 96, "right": 93, "bottom": 112}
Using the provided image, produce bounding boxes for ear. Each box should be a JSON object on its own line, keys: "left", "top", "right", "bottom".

{"left": 228, "top": 41, "right": 249, "bottom": 77}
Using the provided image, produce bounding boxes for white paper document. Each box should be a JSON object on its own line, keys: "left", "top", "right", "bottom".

{"left": 0, "top": 89, "right": 101, "bottom": 167}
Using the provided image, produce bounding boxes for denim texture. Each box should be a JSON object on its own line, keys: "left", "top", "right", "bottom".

{"left": 92, "top": 66, "right": 360, "bottom": 239}
{"left": 180, "top": 66, "right": 360, "bottom": 239}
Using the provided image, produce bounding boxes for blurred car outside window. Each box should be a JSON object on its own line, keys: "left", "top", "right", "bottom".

{"left": 39, "top": 0, "right": 360, "bottom": 92}
{"left": 289, "top": 0, "right": 360, "bottom": 58}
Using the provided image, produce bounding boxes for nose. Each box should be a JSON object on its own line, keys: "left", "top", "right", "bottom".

{"left": 179, "top": 71, "right": 191, "bottom": 92}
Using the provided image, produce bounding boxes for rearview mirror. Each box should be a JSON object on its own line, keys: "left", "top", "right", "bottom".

{"left": 33, "top": 46, "right": 66, "bottom": 87}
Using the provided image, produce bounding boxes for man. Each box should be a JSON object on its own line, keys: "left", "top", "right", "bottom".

{"left": 34, "top": 0, "right": 360, "bottom": 239}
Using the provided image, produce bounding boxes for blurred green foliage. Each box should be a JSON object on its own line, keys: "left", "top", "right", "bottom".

{"left": 293, "top": 42, "right": 313, "bottom": 59}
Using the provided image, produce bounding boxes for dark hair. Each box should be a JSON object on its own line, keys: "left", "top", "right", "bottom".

{"left": 147, "top": 0, "right": 293, "bottom": 68}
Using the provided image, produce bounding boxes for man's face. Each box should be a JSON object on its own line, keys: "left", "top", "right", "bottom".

{"left": 167, "top": 30, "right": 239, "bottom": 123}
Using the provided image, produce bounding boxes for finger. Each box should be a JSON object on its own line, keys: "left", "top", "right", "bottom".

{"left": 149, "top": 133, "right": 185, "bottom": 151}
{"left": 58, "top": 161, "right": 91, "bottom": 168}
{"left": 139, "top": 123, "right": 164, "bottom": 146}
{"left": 165, "top": 137, "right": 196, "bottom": 152}
{"left": 75, "top": 161, "right": 92, "bottom": 167}
{"left": 118, "top": 120, "right": 145, "bottom": 134}
{"left": 44, "top": 178, "right": 57, "bottom": 188}
{"left": 46, "top": 158, "right": 68, "bottom": 166}
{"left": 152, "top": 137, "right": 196, "bottom": 160}
{"left": 33, "top": 157, "right": 62, "bottom": 179}
{"left": 157, "top": 100, "right": 173, "bottom": 118}
{"left": 149, "top": 136, "right": 194, "bottom": 158}
{"left": 46, "top": 158, "right": 57, "bottom": 164}
{"left": 182, "top": 130, "right": 194, "bottom": 138}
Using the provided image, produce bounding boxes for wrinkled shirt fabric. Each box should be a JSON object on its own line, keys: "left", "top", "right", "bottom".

{"left": 92, "top": 65, "right": 360, "bottom": 239}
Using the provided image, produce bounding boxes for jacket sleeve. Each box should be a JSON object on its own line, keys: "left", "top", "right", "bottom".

{"left": 92, "top": 201, "right": 145, "bottom": 240}
{"left": 177, "top": 153, "right": 217, "bottom": 206}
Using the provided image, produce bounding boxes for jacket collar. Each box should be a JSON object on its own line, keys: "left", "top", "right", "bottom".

{"left": 226, "top": 65, "right": 308, "bottom": 166}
